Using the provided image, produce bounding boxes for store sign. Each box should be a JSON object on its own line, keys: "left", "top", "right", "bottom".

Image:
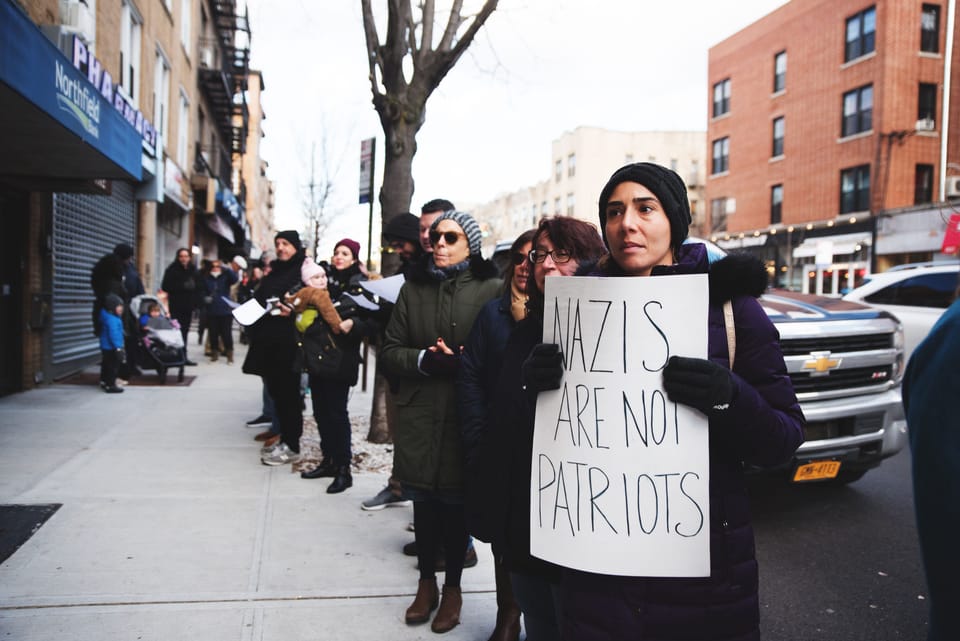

{"left": 943, "top": 213, "right": 960, "bottom": 255}
{"left": 71, "top": 37, "right": 157, "bottom": 156}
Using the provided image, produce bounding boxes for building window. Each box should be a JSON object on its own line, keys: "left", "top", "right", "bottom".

{"left": 555, "top": 159, "right": 562, "bottom": 182}
{"left": 840, "top": 165, "right": 871, "bottom": 213}
{"left": 845, "top": 6, "right": 876, "bottom": 62}
{"left": 918, "top": 82, "right": 937, "bottom": 123}
{"left": 153, "top": 50, "right": 171, "bottom": 143}
{"left": 181, "top": 0, "right": 192, "bottom": 52}
{"left": 541, "top": 201, "right": 548, "bottom": 216}
{"left": 772, "top": 117, "right": 785, "bottom": 157}
{"left": 567, "top": 153, "right": 576, "bottom": 177}
{"left": 712, "top": 78, "right": 731, "bottom": 117}
{"left": 554, "top": 197, "right": 561, "bottom": 215}
{"left": 120, "top": 0, "right": 143, "bottom": 104}
{"left": 921, "top": 4, "right": 940, "bottom": 53}
{"left": 625, "top": 153, "right": 634, "bottom": 164}
{"left": 915, "top": 164, "right": 934, "bottom": 204}
{"left": 842, "top": 84, "right": 873, "bottom": 136}
{"left": 670, "top": 158, "right": 678, "bottom": 171}
{"left": 773, "top": 51, "right": 787, "bottom": 92}
{"left": 177, "top": 90, "right": 190, "bottom": 168}
{"left": 771, "top": 184, "right": 783, "bottom": 224}
{"left": 566, "top": 193, "right": 575, "bottom": 216}
{"left": 710, "top": 198, "right": 728, "bottom": 233}
{"left": 712, "top": 137, "right": 729, "bottom": 174}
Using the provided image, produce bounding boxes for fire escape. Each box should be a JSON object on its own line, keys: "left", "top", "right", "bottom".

{"left": 196, "top": 0, "right": 250, "bottom": 247}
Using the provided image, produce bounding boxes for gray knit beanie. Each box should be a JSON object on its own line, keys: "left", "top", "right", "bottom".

{"left": 431, "top": 211, "right": 483, "bottom": 257}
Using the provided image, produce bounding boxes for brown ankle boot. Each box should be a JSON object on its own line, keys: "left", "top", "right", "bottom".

{"left": 226, "top": 349, "right": 233, "bottom": 364}
{"left": 487, "top": 603, "right": 521, "bottom": 641}
{"left": 431, "top": 585, "right": 462, "bottom": 633}
{"left": 405, "top": 578, "right": 439, "bottom": 624}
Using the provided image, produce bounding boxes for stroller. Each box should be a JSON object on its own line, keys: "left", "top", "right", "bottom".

{"left": 129, "top": 294, "right": 186, "bottom": 384}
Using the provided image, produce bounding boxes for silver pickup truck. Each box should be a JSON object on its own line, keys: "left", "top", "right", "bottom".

{"left": 759, "top": 290, "right": 907, "bottom": 483}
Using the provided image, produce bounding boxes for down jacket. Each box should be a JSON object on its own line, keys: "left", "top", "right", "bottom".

{"left": 379, "top": 255, "right": 501, "bottom": 493}
{"left": 560, "top": 243, "right": 805, "bottom": 641}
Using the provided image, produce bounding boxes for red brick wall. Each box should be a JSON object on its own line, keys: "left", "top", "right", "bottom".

{"left": 707, "top": 0, "right": 957, "bottom": 234}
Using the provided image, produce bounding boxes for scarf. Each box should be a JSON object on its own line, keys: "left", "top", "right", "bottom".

{"left": 426, "top": 257, "right": 471, "bottom": 281}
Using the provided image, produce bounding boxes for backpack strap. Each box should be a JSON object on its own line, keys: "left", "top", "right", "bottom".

{"left": 723, "top": 299, "right": 736, "bottom": 370}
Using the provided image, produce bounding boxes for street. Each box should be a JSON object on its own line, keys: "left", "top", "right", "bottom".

{"left": 752, "top": 450, "right": 928, "bottom": 640}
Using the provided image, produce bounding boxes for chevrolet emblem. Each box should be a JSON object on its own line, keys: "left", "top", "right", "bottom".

{"left": 802, "top": 351, "right": 842, "bottom": 376}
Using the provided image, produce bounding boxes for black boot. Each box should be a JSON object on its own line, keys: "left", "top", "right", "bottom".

{"left": 326, "top": 466, "right": 353, "bottom": 494}
{"left": 301, "top": 458, "right": 338, "bottom": 479}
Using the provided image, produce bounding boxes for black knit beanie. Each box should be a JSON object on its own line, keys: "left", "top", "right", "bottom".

{"left": 274, "top": 230, "right": 302, "bottom": 249}
{"left": 384, "top": 213, "right": 420, "bottom": 244}
{"left": 113, "top": 243, "right": 134, "bottom": 260}
{"left": 597, "top": 162, "right": 692, "bottom": 253}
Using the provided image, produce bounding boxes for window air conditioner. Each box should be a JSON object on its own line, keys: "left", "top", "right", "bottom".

{"left": 946, "top": 176, "right": 960, "bottom": 199}
{"left": 915, "top": 118, "right": 935, "bottom": 132}
{"left": 200, "top": 45, "right": 214, "bottom": 69}
{"left": 60, "top": 0, "right": 95, "bottom": 44}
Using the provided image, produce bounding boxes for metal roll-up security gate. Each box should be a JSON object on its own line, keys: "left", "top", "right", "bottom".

{"left": 51, "top": 183, "right": 135, "bottom": 371}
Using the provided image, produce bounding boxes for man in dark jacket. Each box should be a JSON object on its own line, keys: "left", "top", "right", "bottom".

{"left": 91, "top": 243, "right": 143, "bottom": 378}
{"left": 161, "top": 247, "right": 199, "bottom": 365}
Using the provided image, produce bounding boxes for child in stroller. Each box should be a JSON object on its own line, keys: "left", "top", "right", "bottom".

{"left": 130, "top": 294, "right": 187, "bottom": 383}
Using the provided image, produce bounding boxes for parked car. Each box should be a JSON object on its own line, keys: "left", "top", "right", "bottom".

{"left": 842, "top": 262, "right": 960, "bottom": 361}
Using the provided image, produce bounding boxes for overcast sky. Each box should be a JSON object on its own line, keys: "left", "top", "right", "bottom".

{"left": 244, "top": 0, "right": 789, "bottom": 257}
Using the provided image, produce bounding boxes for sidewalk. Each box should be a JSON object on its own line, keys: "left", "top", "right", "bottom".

{"left": 0, "top": 338, "right": 498, "bottom": 640}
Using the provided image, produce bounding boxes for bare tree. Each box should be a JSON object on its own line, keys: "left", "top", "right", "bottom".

{"left": 300, "top": 137, "right": 346, "bottom": 259}
{"left": 361, "top": 0, "right": 499, "bottom": 443}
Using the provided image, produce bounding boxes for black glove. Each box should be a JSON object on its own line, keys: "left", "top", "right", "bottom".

{"left": 115, "top": 348, "right": 127, "bottom": 365}
{"left": 662, "top": 355, "right": 734, "bottom": 414}
{"left": 420, "top": 350, "right": 460, "bottom": 377}
{"left": 521, "top": 343, "right": 564, "bottom": 392}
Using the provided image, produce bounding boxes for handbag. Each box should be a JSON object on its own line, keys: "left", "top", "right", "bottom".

{"left": 295, "top": 319, "right": 343, "bottom": 377}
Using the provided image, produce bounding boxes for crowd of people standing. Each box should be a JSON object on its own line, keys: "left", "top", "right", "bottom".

{"left": 89, "top": 162, "right": 816, "bottom": 640}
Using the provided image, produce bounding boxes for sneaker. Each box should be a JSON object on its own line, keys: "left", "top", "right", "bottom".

{"left": 246, "top": 414, "right": 272, "bottom": 427}
{"left": 361, "top": 486, "right": 412, "bottom": 511}
{"left": 261, "top": 442, "right": 300, "bottom": 466}
{"left": 103, "top": 385, "right": 125, "bottom": 394}
{"left": 116, "top": 378, "right": 129, "bottom": 386}
{"left": 259, "top": 437, "right": 283, "bottom": 456}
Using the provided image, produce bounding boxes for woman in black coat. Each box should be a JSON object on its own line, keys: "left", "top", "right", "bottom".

{"left": 160, "top": 248, "right": 199, "bottom": 364}
{"left": 471, "top": 217, "right": 607, "bottom": 641}
{"left": 243, "top": 230, "right": 306, "bottom": 467}
{"left": 296, "top": 256, "right": 379, "bottom": 494}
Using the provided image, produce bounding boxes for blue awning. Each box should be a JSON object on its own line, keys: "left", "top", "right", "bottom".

{"left": 0, "top": 0, "right": 142, "bottom": 181}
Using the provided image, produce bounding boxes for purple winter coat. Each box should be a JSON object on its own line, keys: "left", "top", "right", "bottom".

{"left": 561, "top": 244, "right": 804, "bottom": 641}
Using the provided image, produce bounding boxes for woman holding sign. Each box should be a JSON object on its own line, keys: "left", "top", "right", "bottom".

{"left": 528, "top": 163, "right": 803, "bottom": 641}
{"left": 478, "top": 217, "right": 607, "bottom": 641}
{"left": 380, "top": 211, "right": 501, "bottom": 633}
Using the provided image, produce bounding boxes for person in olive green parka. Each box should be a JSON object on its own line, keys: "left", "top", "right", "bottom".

{"left": 380, "top": 210, "right": 500, "bottom": 634}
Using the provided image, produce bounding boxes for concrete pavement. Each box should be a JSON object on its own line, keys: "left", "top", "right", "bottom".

{"left": 0, "top": 339, "right": 500, "bottom": 641}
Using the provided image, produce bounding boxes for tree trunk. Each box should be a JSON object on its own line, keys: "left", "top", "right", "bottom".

{"left": 367, "top": 120, "right": 419, "bottom": 444}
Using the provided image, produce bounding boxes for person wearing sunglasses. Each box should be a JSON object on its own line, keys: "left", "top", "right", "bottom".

{"left": 473, "top": 217, "right": 607, "bottom": 641}
{"left": 458, "top": 228, "right": 536, "bottom": 641}
{"left": 540, "top": 163, "right": 803, "bottom": 641}
{"left": 380, "top": 210, "right": 502, "bottom": 633}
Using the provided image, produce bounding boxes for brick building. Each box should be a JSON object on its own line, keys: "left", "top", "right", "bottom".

{"left": 0, "top": 0, "right": 271, "bottom": 395}
{"left": 707, "top": 0, "right": 959, "bottom": 294}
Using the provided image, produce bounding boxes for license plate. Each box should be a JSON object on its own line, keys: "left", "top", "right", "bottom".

{"left": 793, "top": 460, "right": 841, "bottom": 482}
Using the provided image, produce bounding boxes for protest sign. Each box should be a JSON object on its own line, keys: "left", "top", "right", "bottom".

{"left": 531, "top": 274, "right": 711, "bottom": 577}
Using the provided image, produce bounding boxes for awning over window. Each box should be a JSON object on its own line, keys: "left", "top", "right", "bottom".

{"left": 792, "top": 233, "right": 871, "bottom": 258}
{"left": 0, "top": 0, "right": 142, "bottom": 182}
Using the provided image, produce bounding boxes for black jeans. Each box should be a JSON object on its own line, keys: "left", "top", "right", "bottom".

{"left": 100, "top": 349, "right": 119, "bottom": 387}
{"left": 170, "top": 305, "right": 193, "bottom": 355}
{"left": 206, "top": 315, "right": 234, "bottom": 354}
{"left": 309, "top": 376, "right": 351, "bottom": 465}
{"left": 264, "top": 370, "right": 303, "bottom": 452}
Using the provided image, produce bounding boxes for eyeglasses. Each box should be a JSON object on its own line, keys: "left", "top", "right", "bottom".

{"left": 511, "top": 252, "right": 529, "bottom": 266}
{"left": 429, "top": 230, "right": 464, "bottom": 246}
{"left": 529, "top": 248, "right": 572, "bottom": 264}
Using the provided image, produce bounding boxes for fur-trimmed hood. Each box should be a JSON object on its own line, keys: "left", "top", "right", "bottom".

{"left": 577, "top": 243, "right": 768, "bottom": 303}
{"left": 406, "top": 253, "right": 500, "bottom": 285}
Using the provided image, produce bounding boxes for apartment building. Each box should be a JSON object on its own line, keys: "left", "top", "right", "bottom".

{"left": 473, "top": 127, "right": 706, "bottom": 245}
{"left": 0, "top": 0, "right": 269, "bottom": 394}
{"left": 707, "top": 0, "right": 959, "bottom": 294}
{"left": 236, "top": 69, "right": 275, "bottom": 256}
